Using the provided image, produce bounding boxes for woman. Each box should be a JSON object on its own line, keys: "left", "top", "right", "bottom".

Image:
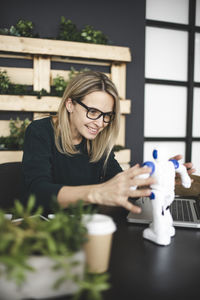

{"left": 22, "top": 71, "right": 164, "bottom": 214}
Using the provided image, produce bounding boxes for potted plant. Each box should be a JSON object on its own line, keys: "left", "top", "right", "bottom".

{"left": 0, "top": 197, "right": 110, "bottom": 299}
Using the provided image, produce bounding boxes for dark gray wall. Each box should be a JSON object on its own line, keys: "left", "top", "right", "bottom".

{"left": 0, "top": 0, "right": 145, "bottom": 165}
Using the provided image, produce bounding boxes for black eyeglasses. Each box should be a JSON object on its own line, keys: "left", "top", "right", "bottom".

{"left": 74, "top": 100, "right": 115, "bottom": 123}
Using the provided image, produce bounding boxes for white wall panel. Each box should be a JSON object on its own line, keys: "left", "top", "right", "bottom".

{"left": 144, "top": 84, "right": 187, "bottom": 137}
{"left": 196, "top": 0, "right": 200, "bottom": 26}
{"left": 192, "top": 88, "right": 200, "bottom": 137}
{"left": 194, "top": 33, "right": 200, "bottom": 82}
{"left": 192, "top": 142, "right": 200, "bottom": 175}
{"left": 145, "top": 27, "right": 188, "bottom": 81}
{"left": 146, "top": 0, "right": 189, "bottom": 24}
{"left": 144, "top": 141, "right": 185, "bottom": 163}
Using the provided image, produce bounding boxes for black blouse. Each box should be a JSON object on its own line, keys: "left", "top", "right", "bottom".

{"left": 22, "top": 117, "right": 122, "bottom": 213}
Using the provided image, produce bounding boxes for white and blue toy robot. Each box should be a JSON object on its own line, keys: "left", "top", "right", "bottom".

{"left": 138, "top": 148, "right": 191, "bottom": 246}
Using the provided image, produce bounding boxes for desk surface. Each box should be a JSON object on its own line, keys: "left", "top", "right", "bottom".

{"left": 42, "top": 207, "right": 200, "bottom": 300}
{"left": 103, "top": 207, "right": 200, "bottom": 300}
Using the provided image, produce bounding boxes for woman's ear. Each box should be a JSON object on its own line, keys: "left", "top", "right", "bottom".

{"left": 65, "top": 98, "right": 74, "bottom": 113}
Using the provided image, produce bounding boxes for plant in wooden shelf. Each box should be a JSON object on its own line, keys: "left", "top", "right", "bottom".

{"left": 52, "top": 67, "right": 90, "bottom": 97}
{"left": 57, "top": 17, "right": 83, "bottom": 42}
{"left": 0, "top": 19, "right": 38, "bottom": 38}
{"left": 57, "top": 16, "right": 109, "bottom": 44}
{"left": 0, "top": 197, "right": 110, "bottom": 299}
{"left": 0, "top": 69, "right": 48, "bottom": 97}
{"left": 81, "top": 25, "right": 108, "bottom": 45}
{"left": 0, "top": 118, "right": 30, "bottom": 150}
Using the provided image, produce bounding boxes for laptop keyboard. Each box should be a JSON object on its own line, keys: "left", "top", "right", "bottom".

{"left": 170, "top": 199, "right": 194, "bottom": 222}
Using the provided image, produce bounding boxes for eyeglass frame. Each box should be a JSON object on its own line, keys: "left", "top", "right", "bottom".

{"left": 74, "top": 99, "right": 115, "bottom": 123}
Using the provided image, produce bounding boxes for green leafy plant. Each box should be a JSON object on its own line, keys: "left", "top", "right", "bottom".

{"left": 81, "top": 25, "right": 108, "bottom": 44}
{"left": 0, "top": 70, "right": 49, "bottom": 97}
{"left": 57, "top": 16, "right": 109, "bottom": 44}
{"left": 52, "top": 75, "right": 68, "bottom": 97}
{"left": 0, "top": 70, "right": 10, "bottom": 93}
{"left": 57, "top": 17, "right": 83, "bottom": 42}
{"left": 0, "top": 197, "right": 87, "bottom": 285}
{"left": 0, "top": 198, "right": 110, "bottom": 299}
{"left": 74, "top": 273, "right": 110, "bottom": 300}
{"left": 0, "top": 118, "right": 30, "bottom": 150}
{"left": 0, "top": 19, "right": 38, "bottom": 37}
{"left": 52, "top": 67, "right": 90, "bottom": 97}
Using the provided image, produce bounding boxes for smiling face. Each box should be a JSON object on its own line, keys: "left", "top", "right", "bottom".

{"left": 65, "top": 91, "right": 114, "bottom": 144}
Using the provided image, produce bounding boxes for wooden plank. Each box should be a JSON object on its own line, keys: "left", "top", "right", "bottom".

{"left": 0, "top": 35, "right": 131, "bottom": 62}
{"left": 33, "top": 112, "right": 51, "bottom": 120}
{"left": 0, "top": 151, "right": 23, "bottom": 163}
{"left": 120, "top": 100, "right": 131, "bottom": 114}
{"left": 0, "top": 95, "right": 130, "bottom": 114}
{"left": 114, "top": 149, "right": 131, "bottom": 163}
{"left": 0, "top": 95, "right": 61, "bottom": 112}
{"left": 116, "top": 115, "right": 125, "bottom": 146}
{"left": 111, "top": 63, "right": 126, "bottom": 99}
{"left": 52, "top": 56, "right": 111, "bottom": 66}
{"left": 120, "top": 163, "right": 130, "bottom": 170}
{"left": 0, "top": 120, "right": 10, "bottom": 136}
{"left": 33, "top": 56, "right": 51, "bottom": 92}
{"left": 0, "top": 67, "right": 33, "bottom": 85}
{"left": 0, "top": 53, "right": 32, "bottom": 60}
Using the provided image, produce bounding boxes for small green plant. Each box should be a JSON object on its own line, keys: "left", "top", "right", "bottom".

{"left": 52, "top": 75, "right": 68, "bottom": 97}
{"left": 0, "top": 70, "right": 48, "bottom": 96}
{"left": 52, "top": 67, "right": 90, "bottom": 97}
{"left": 0, "top": 118, "right": 30, "bottom": 150}
{"left": 81, "top": 25, "right": 108, "bottom": 44}
{"left": 0, "top": 197, "right": 87, "bottom": 285}
{"left": 57, "top": 17, "right": 82, "bottom": 42}
{"left": 74, "top": 273, "right": 110, "bottom": 300}
{"left": 57, "top": 17, "right": 109, "bottom": 44}
{"left": 0, "top": 198, "right": 110, "bottom": 299}
{"left": 0, "top": 70, "right": 10, "bottom": 93}
{"left": 0, "top": 19, "right": 38, "bottom": 37}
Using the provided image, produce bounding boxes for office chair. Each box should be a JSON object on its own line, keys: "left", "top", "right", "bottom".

{"left": 0, "top": 161, "right": 22, "bottom": 211}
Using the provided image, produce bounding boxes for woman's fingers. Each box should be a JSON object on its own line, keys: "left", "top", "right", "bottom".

{"left": 132, "top": 175, "right": 155, "bottom": 188}
{"left": 126, "top": 164, "right": 152, "bottom": 178}
{"left": 123, "top": 201, "right": 141, "bottom": 214}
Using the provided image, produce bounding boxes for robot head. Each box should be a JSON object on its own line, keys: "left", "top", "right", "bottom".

{"left": 152, "top": 147, "right": 169, "bottom": 162}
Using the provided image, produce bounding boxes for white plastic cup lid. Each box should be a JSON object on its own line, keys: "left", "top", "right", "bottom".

{"left": 82, "top": 214, "right": 117, "bottom": 235}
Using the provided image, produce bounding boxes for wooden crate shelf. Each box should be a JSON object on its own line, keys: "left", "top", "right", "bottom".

{"left": 0, "top": 35, "right": 132, "bottom": 165}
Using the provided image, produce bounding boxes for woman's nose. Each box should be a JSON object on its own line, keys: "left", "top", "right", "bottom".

{"left": 94, "top": 115, "right": 104, "bottom": 127}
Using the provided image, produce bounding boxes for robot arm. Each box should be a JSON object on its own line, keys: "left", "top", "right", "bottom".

{"left": 169, "top": 159, "right": 191, "bottom": 189}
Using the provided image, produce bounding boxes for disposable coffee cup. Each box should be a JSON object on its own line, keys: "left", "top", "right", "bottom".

{"left": 82, "top": 214, "right": 116, "bottom": 273}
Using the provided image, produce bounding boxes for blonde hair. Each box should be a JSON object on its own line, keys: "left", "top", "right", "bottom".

{"left": 53, "top": 71, "right": 120, "bottom": 168}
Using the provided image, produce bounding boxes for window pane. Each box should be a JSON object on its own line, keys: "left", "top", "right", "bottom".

{"left": 194, "top": 33, "right": 200, "bottom": 82}
{"left": 196, "top": 0, "right": 200, "bottom": 26}
{"left": 144, "top": 84, "right": 187, "bottom": 137}
{"left": 192, "top": 142, "right": 200, "bottom": 175}
{"left": 146, "top": 0, "right": 189, "bottom": 24}
{"left": 192, "top": 88, "right": 200, "bottom": 137}
{"left": 144, "top": 141, "right": 185, "bottom": 163}
{"left": 145, "top": 27, "right": 188, "bottom": 81}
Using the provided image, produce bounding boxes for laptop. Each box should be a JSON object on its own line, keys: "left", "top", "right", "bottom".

{"left": 127, "top": 196, "right": 200, "bottom": 228}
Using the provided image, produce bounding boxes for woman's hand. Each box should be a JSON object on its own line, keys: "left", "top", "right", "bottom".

{"left": 89, "top": 164, "right": 156, "bottom": 214}
{"left": 170, "top": 154, "right": 196, "bottom": 185}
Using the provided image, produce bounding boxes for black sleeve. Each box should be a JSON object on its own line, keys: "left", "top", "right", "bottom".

{"left": 103, "top": 150, "right": 123, "bottom": 181}
{"left": 22, "top": 121, "right": 64, "bottom": 213}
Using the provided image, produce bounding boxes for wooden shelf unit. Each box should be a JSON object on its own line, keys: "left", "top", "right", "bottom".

{"left": 0, "top": 35, "right": 132, "bottom": 168}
